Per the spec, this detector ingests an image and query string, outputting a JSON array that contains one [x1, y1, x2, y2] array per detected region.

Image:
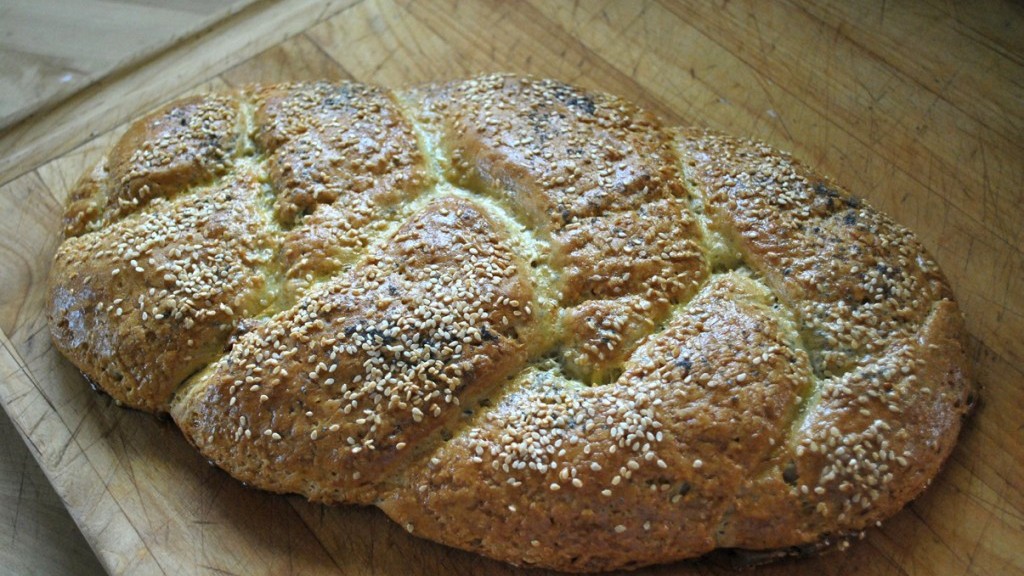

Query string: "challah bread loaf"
[[47, 74, 974, 572]]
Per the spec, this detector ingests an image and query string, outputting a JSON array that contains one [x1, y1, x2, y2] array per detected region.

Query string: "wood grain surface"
[[0, 1, 1021, 574], [0, 0, 257, 131]]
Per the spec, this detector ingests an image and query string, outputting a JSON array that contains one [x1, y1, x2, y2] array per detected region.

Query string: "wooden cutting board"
[[1, 1, 1021, 574], [0, 0, 257, 131]]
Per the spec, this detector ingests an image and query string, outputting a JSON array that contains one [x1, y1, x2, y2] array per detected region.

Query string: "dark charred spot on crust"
[[678, 481, 692, 496], [783, 460, 799, 485], [674, 356, 693, 376], [814, 182, 862, 212], [547, 81, 598, 116]]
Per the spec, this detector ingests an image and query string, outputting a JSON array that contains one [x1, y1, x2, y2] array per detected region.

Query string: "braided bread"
[[47, 74, 974, 572]]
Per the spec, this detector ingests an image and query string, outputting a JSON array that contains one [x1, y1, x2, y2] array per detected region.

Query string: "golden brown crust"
[[251, 82, 431, 292], [678, 128, 952, 376], [47, 74, 974, 572], [677, 128, 973, 550], [171, 196, 537, 503], [411, 75, 680, 231], [379, 273, 808, 571], [48, 169, 278, 412], [106, 95, 243, 223]]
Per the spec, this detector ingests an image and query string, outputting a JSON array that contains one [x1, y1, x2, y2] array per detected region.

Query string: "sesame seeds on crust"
[[252, 82, 431, 286], [379, 273, 811, 569], [171, 196, 536, 502], [48, 168, 277, 412], [47, 75, 973, 572], [416, 74, 710, 386], [678, 128, 950, 378], [415, 74, 681, 232], [106, 95, 242, 224]]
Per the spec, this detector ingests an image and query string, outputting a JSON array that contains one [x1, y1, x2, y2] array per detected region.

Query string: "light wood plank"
[[0, 0, 257, 130], [220, 33, 352, 87], [0, 409, 103, 576], [788, 1, 1024, 148], [940, 0, 1024, 65], [0, 183, 106, 576]]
